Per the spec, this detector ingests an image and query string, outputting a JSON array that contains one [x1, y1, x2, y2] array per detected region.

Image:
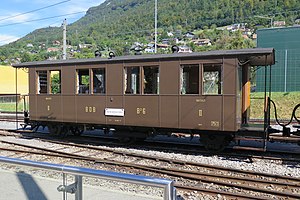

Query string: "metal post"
[[15, 67, 18, 130], [164, 181, 175, 200], [263, 56, 268, 134], [63, 173, 66, 200], [284, 49, 288, 92], [63, 19, 67, 60], [75, 175, 82, 200], [154, 0, 157, 54], [263, 55, 269, 151]]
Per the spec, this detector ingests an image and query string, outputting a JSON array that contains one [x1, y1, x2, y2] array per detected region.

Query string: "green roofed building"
[[256, 26, 300, 92]]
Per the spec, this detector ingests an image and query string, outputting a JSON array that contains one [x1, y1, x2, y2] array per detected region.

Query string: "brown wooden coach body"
[[13, 48, 275, 150]]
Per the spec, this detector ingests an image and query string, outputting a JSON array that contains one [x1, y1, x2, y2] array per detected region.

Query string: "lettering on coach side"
[[211, 121, 220, 127], [198, 109, 203, 117], [85, 106, 96, 113], [136, 108, 146, 115]]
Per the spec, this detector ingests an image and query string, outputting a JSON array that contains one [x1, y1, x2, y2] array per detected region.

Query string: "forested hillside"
[[1, 0, 300, 62]]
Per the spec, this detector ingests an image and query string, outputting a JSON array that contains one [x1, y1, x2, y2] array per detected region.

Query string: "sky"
[[0, 0, 105, 46]]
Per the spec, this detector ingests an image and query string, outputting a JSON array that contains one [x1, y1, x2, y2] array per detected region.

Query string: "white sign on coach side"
[[105, 108, 125, 117]]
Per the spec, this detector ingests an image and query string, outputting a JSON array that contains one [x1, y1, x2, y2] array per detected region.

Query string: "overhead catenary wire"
[[0, 22, 58, 44], [0, 0, 71, 22], [0, 11, 85, 28]]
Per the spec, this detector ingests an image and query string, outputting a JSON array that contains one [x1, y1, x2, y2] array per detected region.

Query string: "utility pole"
[[154, 0, 157, 54], [63, 19, 67, 60]]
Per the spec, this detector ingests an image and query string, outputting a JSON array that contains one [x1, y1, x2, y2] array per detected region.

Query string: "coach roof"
[[12, 48, 275, 68]]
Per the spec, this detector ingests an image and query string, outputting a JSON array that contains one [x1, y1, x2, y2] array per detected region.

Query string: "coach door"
[[105, 63, 125, 125]]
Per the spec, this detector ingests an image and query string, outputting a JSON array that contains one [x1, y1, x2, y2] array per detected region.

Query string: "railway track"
[[0, 113, 24, 123], [1, 128, 300, 163], [0, 133, 299, 199]]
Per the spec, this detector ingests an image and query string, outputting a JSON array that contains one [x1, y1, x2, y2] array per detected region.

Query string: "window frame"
[[49, 70, 61, 95], [76, 69, 91, 95], [92, 68, 106, 95], [142, 65, 159, 95], [202, 64, 223, 95], [180, 64, 200, 95], [124, 66, 141, 95], [36, 70, 48, 95]]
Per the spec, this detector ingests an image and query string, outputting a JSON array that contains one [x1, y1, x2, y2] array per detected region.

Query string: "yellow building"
[[0, 65, 29, 95]]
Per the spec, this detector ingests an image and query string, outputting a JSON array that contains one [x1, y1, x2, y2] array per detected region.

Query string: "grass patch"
[[0, 102, 28, 112], [250, 92, 300, 120]]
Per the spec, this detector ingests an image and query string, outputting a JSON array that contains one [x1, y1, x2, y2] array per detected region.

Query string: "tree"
[[20, 53, 32, 63]]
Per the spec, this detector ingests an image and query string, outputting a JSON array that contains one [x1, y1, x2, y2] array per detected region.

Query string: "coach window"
[[50, 70, 61, 94], [203, 64, 222, 95], [180, 64, 199, 94], [92, 68, 105, 94], [77, 69, 90, 94], [143, 66, 159, 94], [124, 67, 140, 94], [37, 71, 47, 94]]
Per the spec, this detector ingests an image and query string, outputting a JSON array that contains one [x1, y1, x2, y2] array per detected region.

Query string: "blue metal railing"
[[0, 156, 176, 200]]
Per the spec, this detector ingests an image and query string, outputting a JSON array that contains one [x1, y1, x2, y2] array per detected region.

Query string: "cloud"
[[0, 34, 19, 45], [59, 0, 104, 13], [0, 12, 36, 25]]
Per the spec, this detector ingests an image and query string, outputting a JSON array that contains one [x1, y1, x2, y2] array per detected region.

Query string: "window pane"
[[180, 64, 199, 94], [93, 68, 105, 94], [50, 71, 61, 94], [203, 64, 222, 95], [37, 71, 47, 94], [77, 69, 90, 94], [124, 67, 140, 94], [143, 66, 159, 94]]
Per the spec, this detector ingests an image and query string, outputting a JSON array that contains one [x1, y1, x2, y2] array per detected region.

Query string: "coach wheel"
[[71, 126, 84, 136], [48, 124, 62, 136], [60, 126, 69, 138]]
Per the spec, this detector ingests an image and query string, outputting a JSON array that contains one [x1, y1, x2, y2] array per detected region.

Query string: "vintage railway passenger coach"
[[14, 48, 276, 151]]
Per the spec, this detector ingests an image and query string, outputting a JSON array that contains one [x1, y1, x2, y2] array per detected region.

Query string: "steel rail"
[[36, 139, 300, 182], [2, 128, 300, 162], [1, 136, 300, 183], [176, 185, 270, 200], [0, 147, 278, 200], [1, 140, 300, 199]]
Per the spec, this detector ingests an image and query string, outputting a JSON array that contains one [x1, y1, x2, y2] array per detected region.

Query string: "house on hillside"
[[39, 43, 46, 49], [52, 40, 61, 46], [162, 39, 170, 45], [47, 47, 60, 53], [144, 43, 155, 53], [167, 32, 174, 37], [184, 32, 195, 39], [178, 45, 192, 53], [78, 44, 93, 49], [273, 21, 285, 27], [26, 43, 33, 48], [192, 39, 211, 46], [157, 44, 169, 50]]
